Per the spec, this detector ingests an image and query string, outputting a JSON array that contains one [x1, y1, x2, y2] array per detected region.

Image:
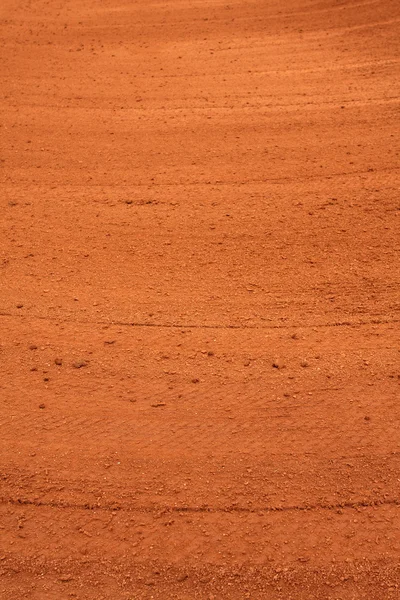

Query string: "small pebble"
[[72, 360, 87, 369], [39, 403, 46, 409], [54, 358, 63, 366], [272, 360, 285, 369], [29, 345, 38, 350]]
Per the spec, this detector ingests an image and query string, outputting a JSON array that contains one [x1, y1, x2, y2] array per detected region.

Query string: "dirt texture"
[[1, 0, 400, 598]]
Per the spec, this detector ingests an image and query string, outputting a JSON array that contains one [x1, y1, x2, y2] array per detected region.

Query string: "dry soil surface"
[[1, 0, 400, 598]]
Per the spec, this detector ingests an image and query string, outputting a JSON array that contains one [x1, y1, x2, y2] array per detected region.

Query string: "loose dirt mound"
[[1, 0, 399, 598]]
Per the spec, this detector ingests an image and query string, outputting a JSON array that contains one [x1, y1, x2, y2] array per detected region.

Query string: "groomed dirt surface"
[[1, 0, 400, 598]]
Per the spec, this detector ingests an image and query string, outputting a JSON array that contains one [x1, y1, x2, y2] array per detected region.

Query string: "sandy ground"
[[1, 0, 400, 598]]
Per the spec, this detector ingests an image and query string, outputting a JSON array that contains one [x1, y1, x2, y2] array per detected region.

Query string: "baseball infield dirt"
[[1, 0, 399, 598]]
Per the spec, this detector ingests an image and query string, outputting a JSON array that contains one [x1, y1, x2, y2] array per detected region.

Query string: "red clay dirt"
[[1, 0, 399, 598]]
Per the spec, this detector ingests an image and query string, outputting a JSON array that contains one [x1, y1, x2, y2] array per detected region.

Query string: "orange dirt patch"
[[1, 0, 399, 598]]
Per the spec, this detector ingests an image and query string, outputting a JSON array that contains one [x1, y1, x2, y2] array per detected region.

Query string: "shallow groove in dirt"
[[3, 496, 399, 515], [1, 311, 399, 330], [1, 165, 399, 189]]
